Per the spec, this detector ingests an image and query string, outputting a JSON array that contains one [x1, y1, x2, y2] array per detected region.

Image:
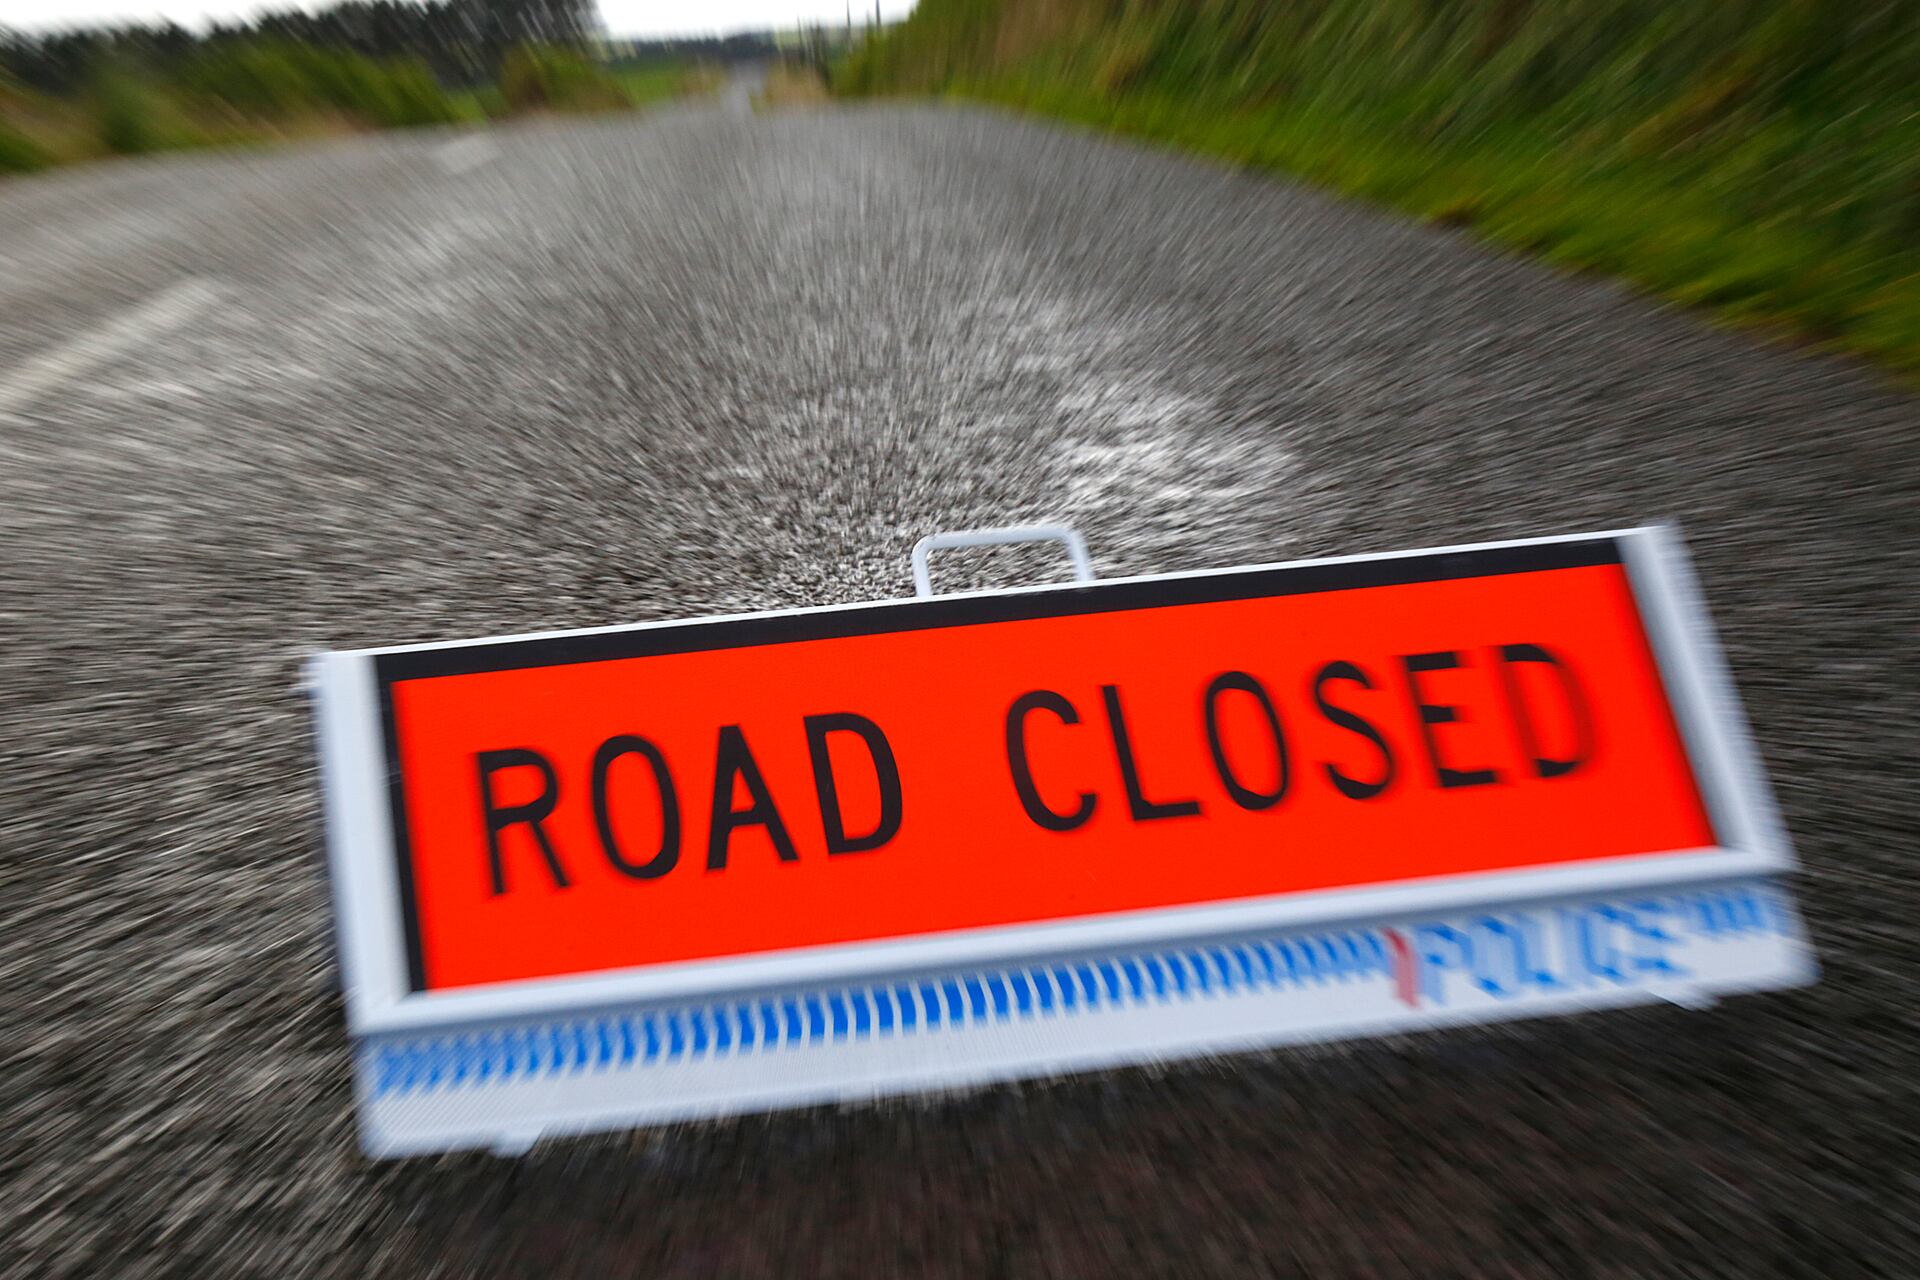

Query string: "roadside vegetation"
[[839, 0, 1920, 378], [0, 0, 709, 176], [757, 64, 832, 110], [612, 61, 723, 111]]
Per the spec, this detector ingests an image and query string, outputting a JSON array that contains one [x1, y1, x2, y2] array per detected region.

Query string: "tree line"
[[0, 0, 601, 94]]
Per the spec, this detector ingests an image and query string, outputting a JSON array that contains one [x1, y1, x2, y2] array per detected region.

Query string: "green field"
[[839, 0, 1920, 379], [612, 62, 713, 107]]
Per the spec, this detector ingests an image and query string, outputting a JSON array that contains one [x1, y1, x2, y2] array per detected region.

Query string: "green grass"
[[839, 0, 1920, 379], [612, 63, 705, 108]]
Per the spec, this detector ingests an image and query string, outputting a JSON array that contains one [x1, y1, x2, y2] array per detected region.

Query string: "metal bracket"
[[911, 525, 1095, 599]]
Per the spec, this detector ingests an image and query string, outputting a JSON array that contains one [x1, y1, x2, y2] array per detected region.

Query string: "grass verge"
[[839, 1, 1920, 381], [941, 79, 1920, 377]]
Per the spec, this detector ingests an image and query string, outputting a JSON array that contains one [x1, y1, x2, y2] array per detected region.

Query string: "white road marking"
[[435, 136, 498, 174], [0, 278, 222, 419]]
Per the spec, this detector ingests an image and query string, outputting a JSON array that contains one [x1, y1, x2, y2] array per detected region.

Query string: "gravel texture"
[[1, 99, 1916, 1277]]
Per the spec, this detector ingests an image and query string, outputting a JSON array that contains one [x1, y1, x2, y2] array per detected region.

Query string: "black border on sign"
[[376, 536, 1625, 993]]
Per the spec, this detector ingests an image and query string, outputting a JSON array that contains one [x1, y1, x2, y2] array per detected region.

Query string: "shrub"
[[93, 68, 197, 154], [365, 56, 461, 126], [182, 42, 317, 117], [182, 41, 459, 128], [0, 119, 50, 172], [498, 45, 627, 114]]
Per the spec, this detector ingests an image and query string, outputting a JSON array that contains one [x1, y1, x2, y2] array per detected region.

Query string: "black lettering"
[[476, 748, 567, 895], [1005, 691, 1096, 831], [707, 725, 799, 869], [1203, 671, 1290, 810], [1495, 643, 1595, 779], [1101, 684, 1202, 821], [804, 713, 903, 855], [1401, 651, 1501, 789], [1312, 662, 1397, 800], [591, 735, 680, 880]]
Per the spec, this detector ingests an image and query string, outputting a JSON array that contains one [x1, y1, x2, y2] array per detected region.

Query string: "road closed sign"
[[308, 526, 1812, 1157]]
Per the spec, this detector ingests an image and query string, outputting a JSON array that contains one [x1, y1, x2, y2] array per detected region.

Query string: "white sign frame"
[[311, 525, 1791, 1039], [309, 525, 1814, 1156]]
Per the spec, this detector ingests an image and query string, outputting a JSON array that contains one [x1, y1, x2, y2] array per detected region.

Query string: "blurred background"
[[5, 1, 1918, 369], [1, 0, 1915, 1276]]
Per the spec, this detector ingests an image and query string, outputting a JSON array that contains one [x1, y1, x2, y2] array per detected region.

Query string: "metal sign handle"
[[911, 525, 1095, 599]]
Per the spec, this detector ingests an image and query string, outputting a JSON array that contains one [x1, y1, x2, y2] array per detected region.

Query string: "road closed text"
[[474, 642, 1594, 890], [375, 546, 1720, 992]]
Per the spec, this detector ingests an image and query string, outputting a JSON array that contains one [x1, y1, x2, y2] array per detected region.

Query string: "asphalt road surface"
[[3, 95, 1916, 1278]]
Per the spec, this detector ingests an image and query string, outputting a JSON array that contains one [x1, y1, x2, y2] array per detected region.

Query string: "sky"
[[0, 0, 917, 37]]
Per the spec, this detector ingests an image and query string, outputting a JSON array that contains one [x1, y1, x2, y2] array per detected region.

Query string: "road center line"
[[0, 277, 223, 419]]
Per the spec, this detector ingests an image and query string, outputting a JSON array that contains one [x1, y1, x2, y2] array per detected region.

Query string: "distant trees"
[[612, 33, 780, 65], [0, 0, 604, 93], [0, 0, 767, 173], [0, 0, 615, 167]]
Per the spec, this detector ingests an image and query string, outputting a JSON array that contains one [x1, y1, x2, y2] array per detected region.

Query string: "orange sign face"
[[373, 539, 1717, 994]]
